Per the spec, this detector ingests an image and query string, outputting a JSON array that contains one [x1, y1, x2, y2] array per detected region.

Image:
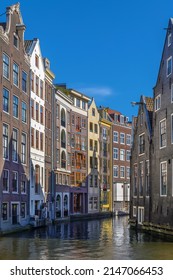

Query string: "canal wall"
[[129, 219, 173, 238], [0, 212, 113, 236]]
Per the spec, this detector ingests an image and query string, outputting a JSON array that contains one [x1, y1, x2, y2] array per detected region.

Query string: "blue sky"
[[1, 0, 173, 119]]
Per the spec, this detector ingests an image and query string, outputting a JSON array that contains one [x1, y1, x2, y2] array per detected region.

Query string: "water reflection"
[[0, 216, 173, 260]]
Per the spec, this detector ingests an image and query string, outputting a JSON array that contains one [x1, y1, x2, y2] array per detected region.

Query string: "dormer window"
[[13, 34, 19, 49], [168, 33, 172, 47]]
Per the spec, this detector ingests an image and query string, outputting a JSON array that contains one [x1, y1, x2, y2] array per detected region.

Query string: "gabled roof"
[[24, 40, 35, 54]]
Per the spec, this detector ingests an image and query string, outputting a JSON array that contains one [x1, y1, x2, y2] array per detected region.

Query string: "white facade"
[[27, 39, 46, 218]]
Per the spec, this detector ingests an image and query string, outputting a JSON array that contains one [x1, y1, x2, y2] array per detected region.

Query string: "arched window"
[[61, 129, 66, 148], [56, 194, 61, 218], [64, 195, 68, 217], [35, 164, 40, 194], [61, 151, 66, 169], [61, 108, 66, 127]]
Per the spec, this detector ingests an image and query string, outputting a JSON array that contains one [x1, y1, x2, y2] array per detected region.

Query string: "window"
[[40, 132, 43, 151], [12, 128, 18, 162], [31, 99, 34, 119], [168, 33, 172, 46], [160, 119, 166, 148], [3, 53, 10, 79], [61, 129, 66, 149], [12, 171, 18, 192], [61, 108, 66, 127], [82, 118, 86, 128], [120, 149, 125, 161], [36, 130, 39, 149], [36, 76, 39, 95], [76, 98, 80, 107], [36, 102, 39, 122], [167, 56, 172, 76], [133, 206, 137, 217], [61, 151, 66, 169], [92, 108, 95, 116], [155, 94, 161, 111], [90, 139, 93, 151], [113, 131, 118, 143], [71, 114, 75, 125], [22, 71, 27, 93], [82, 100, 86, 110], [120, 115, 124, 124], [126, 167, 130, 179], [21, 203, 26, 219], [35, 165, 40, 194], [13, 95, 19, 118], [31, 128, 34, 147], [31, 71, 34, 91], [120, 133, 125, 144], [21, 133, 26, 164], [13, 34, 19, 48], [146, 160, 150, 196], [94, 124, 98, 133], [160, 162, 167, 196], [126, 134, 131, 145], [40, 80, 43, 99], [13, 63, 19, 86], [3, 169, 9, 192], [138, 207, 144, 224], [139, 133, 145, 154], [113, 148, 118, 160], [120, 166, 125, 178], [139, 161, 144, 196], [113, 166, 118, 178], [2, 203, 8, 221], [35, 54, 39, 68], [22, 101, 27, 123], [103, 128, 107, 139], [90, 122, 93, 132], [3, 123, 9, 159], [3, 88, 9, 113], [126, 150, 131, 161], [21, 174, 27, 193], [133, 164, 137, 196]]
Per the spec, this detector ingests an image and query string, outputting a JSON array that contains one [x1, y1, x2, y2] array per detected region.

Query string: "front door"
[[12, 204, 18, 224]]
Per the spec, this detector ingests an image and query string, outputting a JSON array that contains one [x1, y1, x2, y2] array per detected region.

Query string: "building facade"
[[130, 96, 153, 226], [0, 3, 30, 230], [98, 107, 113, 212], [54, 86, 72, 219], [25, 39, 46, 220], [108, 109, 132, 214], [88, 98, 100, 213]]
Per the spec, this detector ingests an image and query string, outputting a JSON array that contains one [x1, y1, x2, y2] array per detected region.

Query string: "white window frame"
[[113, 165, 118, 178], [113, 148, 118, 160], [155, 94, 161, 111], [160, 161, 167, 196], [160, 119, 166, 148], [167, 56, 172, 76], [120, 133, 125, 144], [138, 207, 144, 224], [113, 131, 118, 143]]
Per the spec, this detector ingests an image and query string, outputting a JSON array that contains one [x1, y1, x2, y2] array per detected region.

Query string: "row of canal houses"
[[0, 3, 132, 232], [130, 18, 173, 234]]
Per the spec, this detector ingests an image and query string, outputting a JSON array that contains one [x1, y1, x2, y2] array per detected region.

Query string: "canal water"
[[1, 216, 173, 260]]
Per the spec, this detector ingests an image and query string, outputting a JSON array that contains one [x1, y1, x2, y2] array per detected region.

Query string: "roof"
[[24, 40, 34, 53]]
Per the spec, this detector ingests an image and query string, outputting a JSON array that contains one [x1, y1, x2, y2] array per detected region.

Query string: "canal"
[[1, 216, 173, 260]]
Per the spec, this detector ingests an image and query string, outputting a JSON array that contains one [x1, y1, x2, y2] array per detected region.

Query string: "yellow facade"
[[88, 99, 100, 212]]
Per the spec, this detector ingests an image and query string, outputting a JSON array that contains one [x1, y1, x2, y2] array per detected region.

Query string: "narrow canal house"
[[98, 107, 113, 212], [108, 109, 132, 215], [0, 3, 30, 230], [150, 18, 173, 229], [69, 89, 90, 214], [43, 58, 55, 220], [54, 85, 73, 219], [25, 38, 46, 221], [129, 96, 153, 226], [88, 98, 100, 213]]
